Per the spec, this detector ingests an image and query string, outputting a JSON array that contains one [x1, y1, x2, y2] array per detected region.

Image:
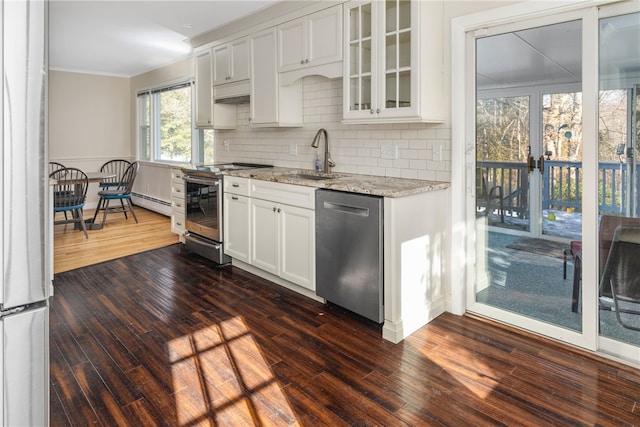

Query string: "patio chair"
[[598, 225, 640, 331], [476, 169, 504, 222], [568, 215, 640, 312]]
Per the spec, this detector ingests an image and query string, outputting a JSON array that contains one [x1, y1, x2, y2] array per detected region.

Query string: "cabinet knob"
[[232, 196, 239, 200], [305, 59, 309, 64], [277, 208, 281, 213], [300, 60, 305, 65], [370, 109, 375, 114], [376, 108, 381, 114], [273, 207, 277, 212], [232, 183, 239, 187]]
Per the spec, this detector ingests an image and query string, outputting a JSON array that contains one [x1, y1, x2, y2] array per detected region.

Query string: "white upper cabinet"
[[343, 0, 444, 124], [277, 5, 342, 73], [195, 51, 213, 128], [250, 28, 303, 127], [212, 37, 249, 86], [195, 50, 237, 129]]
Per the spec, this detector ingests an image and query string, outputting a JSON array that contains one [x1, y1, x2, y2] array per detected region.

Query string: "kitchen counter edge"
[[223, 167, 450, 198]]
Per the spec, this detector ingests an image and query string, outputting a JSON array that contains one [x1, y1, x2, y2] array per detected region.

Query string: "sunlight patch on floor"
[[169, 316, 300, 426]]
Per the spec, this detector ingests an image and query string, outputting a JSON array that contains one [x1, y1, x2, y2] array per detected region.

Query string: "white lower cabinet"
[[251, 198, 315, 290], [223, 192, 250, 263], [223, 176, 316, 292], [250, 198, 280, 274], [170, 167, 186, 242], [278, 203, 315, 289]]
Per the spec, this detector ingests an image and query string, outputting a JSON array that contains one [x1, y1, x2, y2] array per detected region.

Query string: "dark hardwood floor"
[[50, 244, 640, 426]]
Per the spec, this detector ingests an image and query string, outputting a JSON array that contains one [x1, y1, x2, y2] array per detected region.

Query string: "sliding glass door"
[[466, 2, 640, 361], [473, 19, 585, 336]]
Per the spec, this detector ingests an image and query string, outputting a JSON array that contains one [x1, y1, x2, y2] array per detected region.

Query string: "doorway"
[[454, 1, 640, 363]]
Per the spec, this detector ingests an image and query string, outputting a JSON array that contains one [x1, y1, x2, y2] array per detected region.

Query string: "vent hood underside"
[[214, 94, 250, 104]]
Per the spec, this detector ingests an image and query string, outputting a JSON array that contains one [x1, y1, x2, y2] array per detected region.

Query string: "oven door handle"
[[183, 176, 220, 186]]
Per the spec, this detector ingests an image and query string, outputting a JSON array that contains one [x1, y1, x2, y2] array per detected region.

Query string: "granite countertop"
[[223, 167, 450, 198]]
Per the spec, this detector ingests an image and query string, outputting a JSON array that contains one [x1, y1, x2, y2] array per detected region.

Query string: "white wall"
[[48, 70, 132, 206]]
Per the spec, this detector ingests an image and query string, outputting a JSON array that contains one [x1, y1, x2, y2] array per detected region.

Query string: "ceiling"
[[49, 0, 281, 77], [477, 16, 640, 91], [50, 2, 639, 85]]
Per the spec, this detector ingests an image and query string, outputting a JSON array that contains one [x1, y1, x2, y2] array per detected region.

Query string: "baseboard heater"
[[131, 193, 171, 216]]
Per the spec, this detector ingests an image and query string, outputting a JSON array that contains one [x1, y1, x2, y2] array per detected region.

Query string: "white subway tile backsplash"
[[215, 76, 451, 181]]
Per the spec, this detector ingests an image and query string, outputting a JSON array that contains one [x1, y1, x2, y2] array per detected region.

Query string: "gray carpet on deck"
[[476, 232, 640, 347]]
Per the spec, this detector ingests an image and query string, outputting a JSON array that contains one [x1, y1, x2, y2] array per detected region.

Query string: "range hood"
[[215, 94, 250, 104], [214, 80, 250, 104]]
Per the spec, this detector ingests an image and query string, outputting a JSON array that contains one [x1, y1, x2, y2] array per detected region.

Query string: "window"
[[137, 82, 213, 164]]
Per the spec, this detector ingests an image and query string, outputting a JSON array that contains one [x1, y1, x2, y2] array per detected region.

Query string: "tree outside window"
[[159, 85, 192, 162], [137, 82, 213, 164]]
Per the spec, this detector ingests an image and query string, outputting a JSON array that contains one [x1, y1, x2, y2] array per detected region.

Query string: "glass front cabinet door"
[[343, 0, 444, 124]]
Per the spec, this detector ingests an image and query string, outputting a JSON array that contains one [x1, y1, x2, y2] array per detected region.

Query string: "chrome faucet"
[[311, 128, 335, 173]]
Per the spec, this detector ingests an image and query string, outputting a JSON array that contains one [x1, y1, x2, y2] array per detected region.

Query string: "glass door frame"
[[451, 1, 609, 352]]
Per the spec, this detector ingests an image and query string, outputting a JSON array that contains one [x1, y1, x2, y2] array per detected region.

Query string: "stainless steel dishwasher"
[[315, 189, 383, 323]]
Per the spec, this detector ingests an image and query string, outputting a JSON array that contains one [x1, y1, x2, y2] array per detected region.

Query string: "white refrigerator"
[[1, 0, 50, 425]]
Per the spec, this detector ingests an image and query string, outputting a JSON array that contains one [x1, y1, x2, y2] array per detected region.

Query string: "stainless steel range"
[[181, 162, 272, 264]]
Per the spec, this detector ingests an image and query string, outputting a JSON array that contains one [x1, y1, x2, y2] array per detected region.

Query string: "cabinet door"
[[212, 44, 230, 85], [343, 1, 376, 119], [377, 0, 414, 117], [279, 205, 315, 290], [308, 6, 342, 67], [250, 198, 279, 274], [230, 38, 249, 81], [224, 193, 250, 263], [278, 18, 306, 72], [343, 0, 443, 123], [195, 51, 212, 128], [250, 29, 278, 125]]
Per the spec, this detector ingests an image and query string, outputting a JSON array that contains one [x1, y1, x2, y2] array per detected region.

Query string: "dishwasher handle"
[[322, 201, 370, 217]]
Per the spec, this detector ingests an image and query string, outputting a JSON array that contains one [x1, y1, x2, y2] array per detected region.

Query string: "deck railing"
[[477, 161, 529, 218], [478, 160, 639, 216]]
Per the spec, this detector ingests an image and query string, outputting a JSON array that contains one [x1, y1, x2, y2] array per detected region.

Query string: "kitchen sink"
[[284, 173, 343, 181]]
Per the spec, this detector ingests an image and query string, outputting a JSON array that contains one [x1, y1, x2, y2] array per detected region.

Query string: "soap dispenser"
[[314, 150, 322, 172]]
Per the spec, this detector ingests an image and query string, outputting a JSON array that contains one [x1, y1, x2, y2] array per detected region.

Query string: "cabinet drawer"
[[172, 212, 185, 233], [171, 168, 185, 181], [224, 176, 250, 196], [172, 195, 185, 214], [171, 182, 185, 198], [250, 179, 315, 209]]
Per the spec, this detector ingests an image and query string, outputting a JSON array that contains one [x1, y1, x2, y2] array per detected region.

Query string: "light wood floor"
[[53, 206, 179, 274]]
